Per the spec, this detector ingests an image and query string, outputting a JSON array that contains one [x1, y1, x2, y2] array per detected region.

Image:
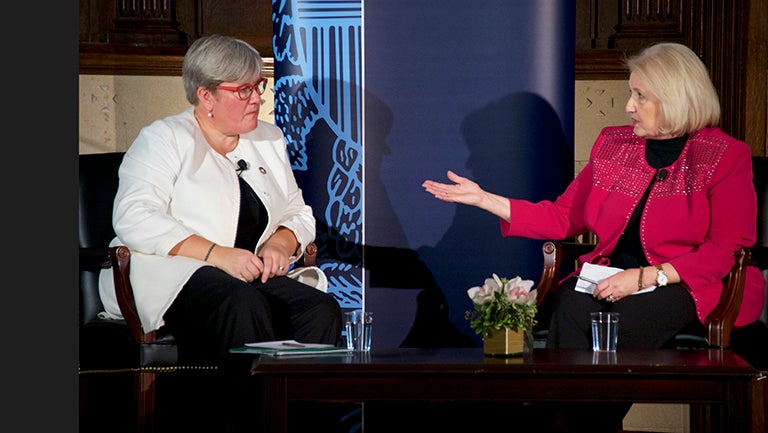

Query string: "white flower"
[[467, 274, 504, 305], [502, 276, 537, 306]]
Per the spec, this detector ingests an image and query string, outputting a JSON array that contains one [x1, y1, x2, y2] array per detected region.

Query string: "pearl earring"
[[207, 111, 213, 118]]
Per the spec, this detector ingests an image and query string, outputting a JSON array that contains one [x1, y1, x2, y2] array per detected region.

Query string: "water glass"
[[591, 312, 619, 351], [344, 309, 374, 351]]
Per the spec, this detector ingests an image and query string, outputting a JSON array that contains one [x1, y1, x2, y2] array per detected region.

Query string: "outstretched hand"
[[422, 170, 512, 221], [421, 170, 485, 206]]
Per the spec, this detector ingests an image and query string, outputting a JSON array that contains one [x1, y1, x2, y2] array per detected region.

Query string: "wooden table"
[[245, 348, 764, 433]]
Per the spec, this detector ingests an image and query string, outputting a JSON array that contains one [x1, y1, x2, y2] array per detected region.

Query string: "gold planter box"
[[483, 328, 527, 356]]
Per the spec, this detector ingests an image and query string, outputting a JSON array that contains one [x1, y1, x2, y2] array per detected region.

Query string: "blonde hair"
[[626, 42, 720, 136]]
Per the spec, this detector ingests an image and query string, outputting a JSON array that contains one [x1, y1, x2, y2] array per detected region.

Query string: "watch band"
[[655, 265, 668, 287]]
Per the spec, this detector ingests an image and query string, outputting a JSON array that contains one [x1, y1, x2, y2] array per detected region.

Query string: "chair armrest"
[[537, 240, 595, 307], [705, 247, 749, 348], [108, 246, 156, 343], [302, 242, 317, 267], [537, 241, 562, 306]]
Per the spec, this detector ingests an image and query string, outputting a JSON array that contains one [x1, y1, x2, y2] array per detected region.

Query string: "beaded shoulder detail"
[[591, 127, 728, 197]]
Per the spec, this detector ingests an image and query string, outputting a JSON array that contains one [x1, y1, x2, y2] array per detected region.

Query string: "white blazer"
[[98, 107, 326, 332]]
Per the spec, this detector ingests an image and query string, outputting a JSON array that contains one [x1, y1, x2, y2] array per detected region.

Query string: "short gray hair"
[[182, 34, 263, 105], [626, 42, 720, 136]]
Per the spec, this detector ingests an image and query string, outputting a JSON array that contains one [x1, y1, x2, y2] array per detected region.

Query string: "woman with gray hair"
[[98, 34, 341, 364], [424, 42, 763, 432]]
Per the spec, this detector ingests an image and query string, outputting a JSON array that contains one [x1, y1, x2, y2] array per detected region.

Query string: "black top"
[[234, 176, 269, 252], [608, 134, 688, 269]]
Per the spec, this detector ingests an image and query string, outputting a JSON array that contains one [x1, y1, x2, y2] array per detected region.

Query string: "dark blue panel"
[[364, 0, 575, 348], [274, 0, 576, 349]]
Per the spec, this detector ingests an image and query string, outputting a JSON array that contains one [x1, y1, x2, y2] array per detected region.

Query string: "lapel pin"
[[259, 166, 267, 174]]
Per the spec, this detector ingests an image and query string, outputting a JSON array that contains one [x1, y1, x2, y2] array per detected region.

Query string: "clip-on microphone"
[[236, 159, 248, 176]]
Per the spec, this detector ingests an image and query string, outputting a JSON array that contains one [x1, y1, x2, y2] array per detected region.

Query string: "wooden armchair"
[[79, 151, 319, 433]]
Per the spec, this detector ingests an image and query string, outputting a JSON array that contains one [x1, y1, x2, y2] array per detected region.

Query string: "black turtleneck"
[[646, 134, 688, 169]]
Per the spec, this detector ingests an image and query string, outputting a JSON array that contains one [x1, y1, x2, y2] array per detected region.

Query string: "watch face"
[[657, 273, 668, 286]]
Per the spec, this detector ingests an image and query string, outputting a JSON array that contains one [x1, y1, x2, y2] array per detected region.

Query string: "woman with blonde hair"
[[424, 42, 763, 432]]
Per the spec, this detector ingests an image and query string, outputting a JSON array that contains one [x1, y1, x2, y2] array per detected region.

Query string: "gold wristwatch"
[[655, 265, 668, 287]]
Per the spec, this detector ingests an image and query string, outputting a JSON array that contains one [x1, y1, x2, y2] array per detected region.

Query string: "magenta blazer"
[[501, 125, 765, 327]]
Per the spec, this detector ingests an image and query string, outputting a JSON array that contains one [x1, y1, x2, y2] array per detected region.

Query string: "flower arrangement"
[[465, 274, 538, 336]]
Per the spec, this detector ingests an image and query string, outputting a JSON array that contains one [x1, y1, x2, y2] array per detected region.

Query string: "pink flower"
[[503, 276, 537, 305]]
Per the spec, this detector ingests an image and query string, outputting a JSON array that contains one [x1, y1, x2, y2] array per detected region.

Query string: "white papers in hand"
[[575, 262, 656, 295]]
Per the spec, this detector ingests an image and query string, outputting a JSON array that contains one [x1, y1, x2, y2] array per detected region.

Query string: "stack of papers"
[[574, 262, 656, 295], [229, 340, 354, 356]]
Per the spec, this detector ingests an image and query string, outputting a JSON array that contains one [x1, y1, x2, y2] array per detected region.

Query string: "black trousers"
[[163, 265, 342, 363], [535, 276, 698, 432], [548, 276, 698, 350]]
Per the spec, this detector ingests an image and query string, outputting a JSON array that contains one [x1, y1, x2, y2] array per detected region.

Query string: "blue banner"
[[272, 0, 364, 311], [274, 0, 575, 349]]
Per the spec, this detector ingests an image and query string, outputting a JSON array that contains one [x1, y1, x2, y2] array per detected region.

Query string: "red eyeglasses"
[[215, 78, 268, 100]]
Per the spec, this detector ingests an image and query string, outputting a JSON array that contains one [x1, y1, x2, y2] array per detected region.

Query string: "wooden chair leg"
[[135, 371, 156, 433]]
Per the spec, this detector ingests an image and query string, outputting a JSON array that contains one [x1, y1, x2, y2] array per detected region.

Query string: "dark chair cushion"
[[80, 319, 180, 370]]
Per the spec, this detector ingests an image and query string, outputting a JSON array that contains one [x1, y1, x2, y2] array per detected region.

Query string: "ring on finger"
[[607, 294, 615, 303], [278, 266, 284, 271]]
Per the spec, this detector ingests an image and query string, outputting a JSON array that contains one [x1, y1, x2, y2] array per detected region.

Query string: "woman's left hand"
[[592, 268, 641, 303], [258, 244, 291, 283], [257, 227, 300, 283]]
